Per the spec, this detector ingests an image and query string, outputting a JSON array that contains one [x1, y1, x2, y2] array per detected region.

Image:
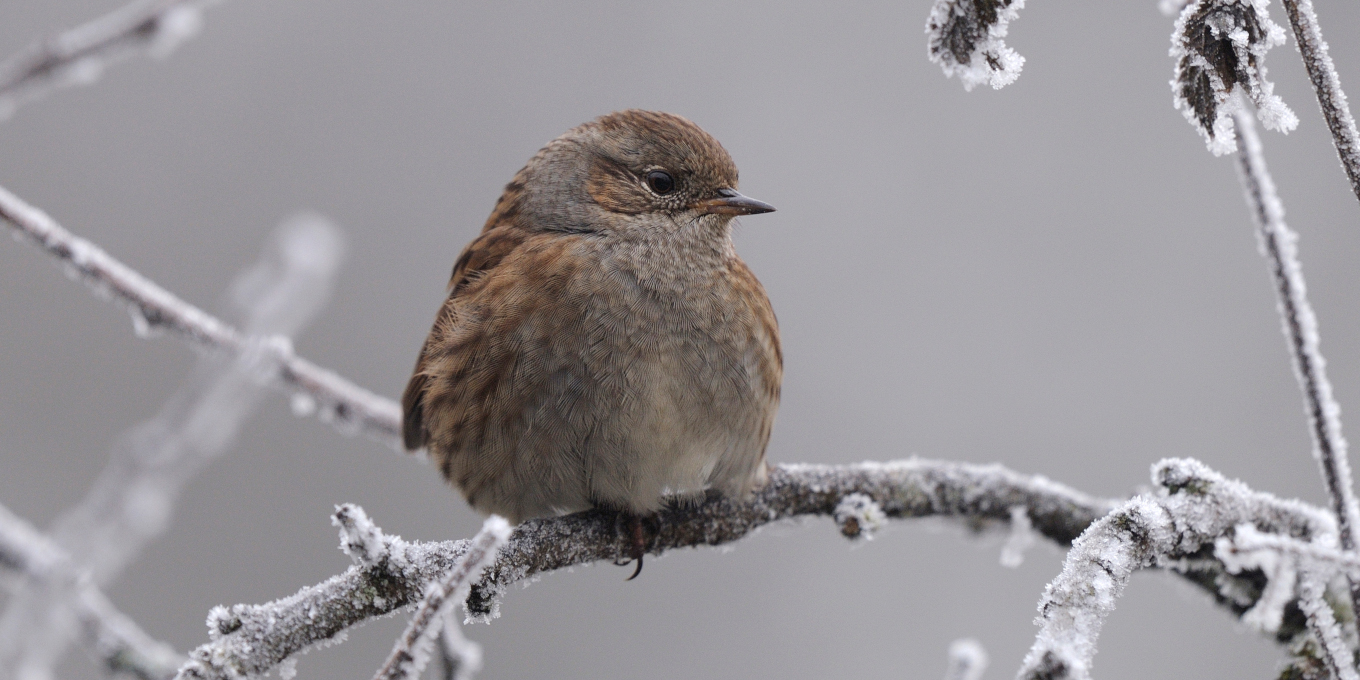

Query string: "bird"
[[401, 110, 781, 576]]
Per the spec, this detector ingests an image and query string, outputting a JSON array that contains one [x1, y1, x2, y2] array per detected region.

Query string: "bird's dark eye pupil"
[[646, 170, 675, 195]]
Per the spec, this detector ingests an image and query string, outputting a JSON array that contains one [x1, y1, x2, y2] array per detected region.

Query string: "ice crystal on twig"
[[333, 504, 404, 568], [1170, 0, 1297, 155], [925, 0, 1026, 91], [1215, 526, 1299, 634], [371, 516, 509, 680], [834, 493, 885, 540]]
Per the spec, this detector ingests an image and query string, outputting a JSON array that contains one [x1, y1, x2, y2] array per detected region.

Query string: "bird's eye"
[[645, 170, 675, 195]]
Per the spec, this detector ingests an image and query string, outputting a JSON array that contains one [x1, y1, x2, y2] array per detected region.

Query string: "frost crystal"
[[926, 0, 1026, 91], [834, 493, 885, 540], [277, 657, 298, 680], [332, 504, 401, 567], [1215, 526, 1298, 634], [1170, 0, 1297, 154]]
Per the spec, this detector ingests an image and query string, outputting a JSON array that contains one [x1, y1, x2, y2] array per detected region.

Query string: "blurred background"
[[1, 1, 1358, 677]]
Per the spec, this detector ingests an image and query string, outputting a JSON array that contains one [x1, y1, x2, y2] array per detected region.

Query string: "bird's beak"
[[693, 188, 776, 216]]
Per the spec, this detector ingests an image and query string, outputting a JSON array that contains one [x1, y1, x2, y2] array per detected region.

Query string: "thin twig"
[[0, 501, 182, 680], [1278, 0, 1360, 207], [1233, 108, 1360, 629], [371, 516, 509, 680], [0, 0, 219, 118], [0, 182, 403, 448], [175, 460, 1118, 680], [0, 215, 344, 680]]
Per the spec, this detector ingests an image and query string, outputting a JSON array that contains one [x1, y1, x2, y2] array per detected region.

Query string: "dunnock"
[[402, 110, 781, 572]]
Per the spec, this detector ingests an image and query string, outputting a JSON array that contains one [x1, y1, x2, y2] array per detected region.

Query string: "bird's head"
[[502, 110, 774, 238]]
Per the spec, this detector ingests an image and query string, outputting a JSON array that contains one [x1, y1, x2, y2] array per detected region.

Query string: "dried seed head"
[[926, 0, 1026, 91], [1170, 0, 1297, 154]]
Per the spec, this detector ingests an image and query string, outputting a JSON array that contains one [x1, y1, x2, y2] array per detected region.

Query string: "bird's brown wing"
[[401, 223, 530, 451]]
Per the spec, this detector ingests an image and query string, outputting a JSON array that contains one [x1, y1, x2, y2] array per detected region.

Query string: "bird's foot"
[[611, 512, 655, 580]]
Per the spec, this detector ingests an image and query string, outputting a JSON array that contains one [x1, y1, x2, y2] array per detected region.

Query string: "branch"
[[174, 460, 1117, 680], [0, 501, 182, 680], [1018, 458, 1340, 680], [0, 0, 218, 119], [0, 182, 403, 448], [1277, 0, 1360, 207], [1233, 108, 1360, 628], [0, 215, 345, 679], [371, 516, 510, 680]]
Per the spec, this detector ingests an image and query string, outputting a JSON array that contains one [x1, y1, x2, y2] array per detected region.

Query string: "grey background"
[[1, 1, 1358, 678]]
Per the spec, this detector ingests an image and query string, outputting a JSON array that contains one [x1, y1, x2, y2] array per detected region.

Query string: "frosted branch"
[[0, 501, 182, 680], [1170, 0, 1297, 155], [0, 182, 403, 448], [0, 216, 344, 680], [0, 0, 218, 119], [1018, 458, 1338, 680], [925, 0, 1026, 91], [1277, 0, 1360, 206], [173, 460, 1117, 680], [1233, 109, 1360, 625], [371, 517, 510, 680]]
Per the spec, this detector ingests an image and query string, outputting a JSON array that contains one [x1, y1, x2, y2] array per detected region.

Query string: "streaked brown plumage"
[[403, 110, 781, 528]]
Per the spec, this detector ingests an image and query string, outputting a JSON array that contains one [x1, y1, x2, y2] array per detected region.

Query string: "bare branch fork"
[[0, 0, 218, 118]]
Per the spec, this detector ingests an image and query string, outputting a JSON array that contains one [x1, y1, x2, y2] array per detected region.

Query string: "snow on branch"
[[0, 215, 344, 680], [0, 182, 404, 448], [925, 0, 1026, 91], [1170, 0, 1297, 155], [174, 460, 1118, 680], [371, 516, 510, 680], [0, 501, 181, 680], [1233, 108, 1360, 626], [1017, 458, 1339, 680], [1276, 0, 1360, 206], [0, 0, 218, 119]]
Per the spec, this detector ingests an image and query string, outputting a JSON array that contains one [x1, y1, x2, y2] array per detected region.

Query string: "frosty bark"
[[0, 0, 217, 117], [1233, 109, 1360, 633], [0, 501, 182, 680], [0, 216, 344, 680], [1278, 0, 1360, 206], [0, 182, 403, 447]]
